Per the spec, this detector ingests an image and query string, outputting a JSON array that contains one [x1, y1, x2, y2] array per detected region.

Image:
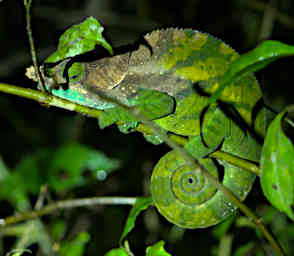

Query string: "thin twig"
[[258, 0, 276, 41], [240, 0, 294, 29], [11, 184, 53, 250], [211, 151, 260, 176], [23, 0, 46, 92], [0, 197, 137, 226]]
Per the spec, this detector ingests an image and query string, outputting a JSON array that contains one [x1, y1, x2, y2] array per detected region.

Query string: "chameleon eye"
[[71, 74, 79, 80], [68, 62, 85, 83]]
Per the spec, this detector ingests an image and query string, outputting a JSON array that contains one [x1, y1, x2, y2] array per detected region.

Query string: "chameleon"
[[38, 28, 266, 229]]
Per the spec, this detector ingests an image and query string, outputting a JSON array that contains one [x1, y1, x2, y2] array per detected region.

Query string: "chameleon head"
[[44, 59, 86, 86]]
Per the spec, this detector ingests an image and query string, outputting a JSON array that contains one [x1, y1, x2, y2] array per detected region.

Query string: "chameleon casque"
[[42, 28, 266, 229]]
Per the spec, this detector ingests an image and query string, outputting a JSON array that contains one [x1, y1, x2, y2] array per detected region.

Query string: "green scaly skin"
[[44, 28, 266, 229]]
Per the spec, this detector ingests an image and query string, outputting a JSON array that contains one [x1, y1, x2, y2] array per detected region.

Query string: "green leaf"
[[127, 89, 175, 120], [260, 111, 294, 221], [209, 40, 294, 104], [0, 151, 49, 211], [48, 143, 120, 192], [50, 219, 66, 241], [0, 149, 53, 211], [59, 232, 90, 256], [119, 197, 153, 244], [104, 248, 128, 256], [99, 88, 175, 132], [13, 151, 49, 195], [0, 171, 30, 211], [212, 214, 236, 239], [233, 242, 255, 256], [45, 16, 113, 63], [146, 241, 172, 256], [99, 89, 174, 132], [98, 106, 137, 130]]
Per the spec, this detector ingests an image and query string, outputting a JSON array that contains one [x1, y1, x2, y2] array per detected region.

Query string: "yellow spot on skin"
[[175, 62, 210, 82], [230, 55, 239, 62], [162, 33, 208, 71], [204, 79, 254, 125], [160, 201, 183, 225], [174, 57, 228, 82]]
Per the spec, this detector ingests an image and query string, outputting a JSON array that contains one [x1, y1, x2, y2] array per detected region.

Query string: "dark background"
[[0, 0, 294, 255]]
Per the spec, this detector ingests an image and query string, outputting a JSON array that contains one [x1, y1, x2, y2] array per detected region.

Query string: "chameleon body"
[[44, 29, 266, 228]]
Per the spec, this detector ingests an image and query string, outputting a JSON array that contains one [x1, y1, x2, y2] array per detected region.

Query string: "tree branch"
[[0, 196, 137, 226]]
